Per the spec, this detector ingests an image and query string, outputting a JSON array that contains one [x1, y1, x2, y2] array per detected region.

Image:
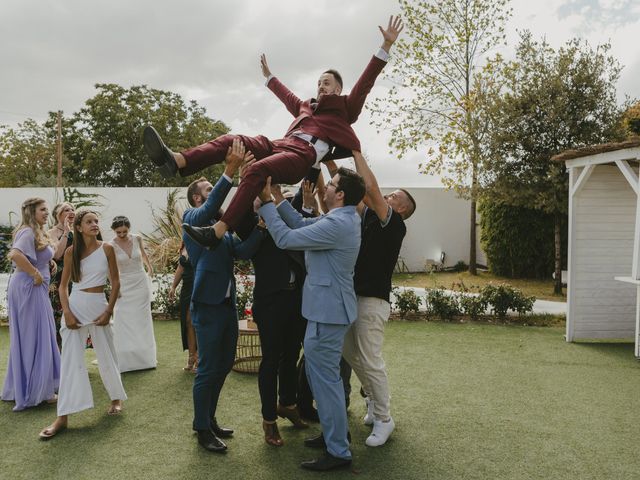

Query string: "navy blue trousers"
[[191, 300, 238, 430]]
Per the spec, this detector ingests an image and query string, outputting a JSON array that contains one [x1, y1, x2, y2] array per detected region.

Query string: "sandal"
[[45, 394, 58, 404], [107, 403, 123, 415], [183, 354, 197, 372], [263, 420, 284, 447], [39, 422, 67, 440]]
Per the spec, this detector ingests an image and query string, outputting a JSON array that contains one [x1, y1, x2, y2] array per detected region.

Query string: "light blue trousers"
[[304, 320, 351, 459]]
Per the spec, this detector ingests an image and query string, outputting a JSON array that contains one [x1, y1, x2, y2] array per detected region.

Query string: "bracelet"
[[261, 199, 273, 206]]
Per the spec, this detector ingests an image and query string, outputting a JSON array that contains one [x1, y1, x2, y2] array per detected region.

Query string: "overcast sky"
[[1, 0, 639, 187]]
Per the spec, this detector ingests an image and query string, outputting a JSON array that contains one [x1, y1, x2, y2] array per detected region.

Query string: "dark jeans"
[[253, 288, 306, 421], [191, 300, 238, 430]]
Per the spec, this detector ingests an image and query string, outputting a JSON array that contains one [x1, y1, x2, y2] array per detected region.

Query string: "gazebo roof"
[[552, 137, 640, 162]]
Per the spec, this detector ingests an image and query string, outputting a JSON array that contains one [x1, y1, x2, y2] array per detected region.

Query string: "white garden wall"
[[0, 185, 484, 275]]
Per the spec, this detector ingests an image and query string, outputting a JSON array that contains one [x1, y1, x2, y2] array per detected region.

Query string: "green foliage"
[[369, 0, 511, 273], [479, 200, 566, 279], [482, 33, 625, 214], [479, 283, 535, 319], [392, 287, 423, 318], [622, 102, 640, 136], [425, 288, 460, 320], [480, 33, 624, 291], [0, 84, 230, 187], [458, 294, 487, 321], [0, 224, 13, 273], [151, 275, 179, 317], [453, 260, 468, 273], [0, 119, 57, 187]]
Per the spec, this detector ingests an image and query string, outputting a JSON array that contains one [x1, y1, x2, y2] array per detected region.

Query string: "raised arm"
[[345, 15, 403, 123], [263, 53, 304, 117], [184, 139, 254, 226], [352, 150, 389, 220], [379, 15, 403, 54]]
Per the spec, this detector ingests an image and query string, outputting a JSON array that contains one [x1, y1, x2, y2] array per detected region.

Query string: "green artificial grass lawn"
[[1, 320, 639, 480]]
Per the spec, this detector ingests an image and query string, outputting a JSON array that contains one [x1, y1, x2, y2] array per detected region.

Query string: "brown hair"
[[187, 176, 209, 207], [398, 188, 417, 220], [70, 209, 102, 283]]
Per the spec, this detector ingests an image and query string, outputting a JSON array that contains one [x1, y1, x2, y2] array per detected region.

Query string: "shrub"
[[458, 294, 487, 320], [392, 287, 423, 318], [453, 260, 468, 272], [0, 224, 12, 273], [151, 275, 179, 317], [425, 288, 460, 320], [479, 283, 535, 319], [478, 200, 567, 279]]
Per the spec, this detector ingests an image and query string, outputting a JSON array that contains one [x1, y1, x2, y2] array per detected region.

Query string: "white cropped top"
[[74, 244, 109, 289]]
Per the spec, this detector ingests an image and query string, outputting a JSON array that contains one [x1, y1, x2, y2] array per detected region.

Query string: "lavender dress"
[[1, 228, 61, 411]]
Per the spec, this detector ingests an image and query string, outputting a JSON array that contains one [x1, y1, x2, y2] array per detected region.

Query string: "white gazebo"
[[556, 138, 640, 357]]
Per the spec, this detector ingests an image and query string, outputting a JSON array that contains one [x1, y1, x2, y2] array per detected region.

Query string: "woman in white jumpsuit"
[[39, 210, 127, 439]]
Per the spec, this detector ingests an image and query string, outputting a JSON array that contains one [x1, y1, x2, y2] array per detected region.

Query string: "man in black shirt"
[[331, 151, 416, 447]]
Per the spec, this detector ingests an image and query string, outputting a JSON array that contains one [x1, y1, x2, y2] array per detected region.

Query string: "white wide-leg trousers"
[[57, 291, 127, 417]]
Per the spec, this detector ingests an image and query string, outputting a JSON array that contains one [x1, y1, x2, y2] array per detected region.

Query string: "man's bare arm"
[[352, 151, 389, 221]]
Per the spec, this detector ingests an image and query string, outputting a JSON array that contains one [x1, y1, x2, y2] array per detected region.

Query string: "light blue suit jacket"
[[183, 175, 263, 306], [258, 201, 361, 325]]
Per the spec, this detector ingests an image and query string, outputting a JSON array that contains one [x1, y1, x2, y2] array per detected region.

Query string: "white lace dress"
[[111, 235, 157, 372]]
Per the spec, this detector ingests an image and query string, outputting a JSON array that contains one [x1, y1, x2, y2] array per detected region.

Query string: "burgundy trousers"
[[181, 134, 316, 229]]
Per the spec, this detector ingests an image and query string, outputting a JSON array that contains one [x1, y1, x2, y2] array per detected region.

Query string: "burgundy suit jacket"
[[267, 55, 387, 160]]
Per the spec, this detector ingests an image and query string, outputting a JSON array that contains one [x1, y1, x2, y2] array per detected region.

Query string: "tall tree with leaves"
[[0, 119, 57, 187], [369, 0, 511, 274], [46, 83, 229, 187], [483, 32, 626, 293]]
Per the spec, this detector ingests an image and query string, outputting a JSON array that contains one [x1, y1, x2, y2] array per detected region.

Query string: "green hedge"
[[0, 225, 12, 273], [479, 201, 566, 279]]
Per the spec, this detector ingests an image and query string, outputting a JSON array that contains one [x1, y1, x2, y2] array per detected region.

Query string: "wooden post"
[[56, 110, 62, 187]]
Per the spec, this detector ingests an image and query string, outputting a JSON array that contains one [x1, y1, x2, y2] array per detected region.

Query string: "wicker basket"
[[233, 327, 262, 373]]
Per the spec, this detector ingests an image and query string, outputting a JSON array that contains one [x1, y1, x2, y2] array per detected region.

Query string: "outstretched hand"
[[379, 15, 403, 52], [259, 176, 273, 203], [260, 54, 272, 79], [224, 138, 251, 177]]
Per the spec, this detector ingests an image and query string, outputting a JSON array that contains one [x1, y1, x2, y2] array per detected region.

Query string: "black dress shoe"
[[196, 429, 227, 453], [182, 224, 222, 250], [211, 417, 234, 438], [304, 432, 350, 448], [300, 453, 352, 471], [143, 126, 178, 178]]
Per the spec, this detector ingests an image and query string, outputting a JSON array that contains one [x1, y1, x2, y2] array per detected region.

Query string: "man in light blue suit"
[[258, 168, 366, 471], [183, 140, 265, 453]]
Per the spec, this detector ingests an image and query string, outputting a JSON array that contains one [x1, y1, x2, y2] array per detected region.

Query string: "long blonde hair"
[[13, 197, 51, 250]]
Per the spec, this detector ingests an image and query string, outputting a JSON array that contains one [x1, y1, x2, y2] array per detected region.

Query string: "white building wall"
[[570, 165, 636, 339], [0, 186, 483, 273]]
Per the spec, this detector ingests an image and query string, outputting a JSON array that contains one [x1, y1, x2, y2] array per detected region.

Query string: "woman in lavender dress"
[[1, 197, 61, 411]]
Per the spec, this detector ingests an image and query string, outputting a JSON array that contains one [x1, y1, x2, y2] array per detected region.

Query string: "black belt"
[[290, 134, 320, 145]]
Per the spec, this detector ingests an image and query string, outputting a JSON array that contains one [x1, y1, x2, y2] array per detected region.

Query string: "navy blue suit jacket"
[[183, 175, 263, 306]]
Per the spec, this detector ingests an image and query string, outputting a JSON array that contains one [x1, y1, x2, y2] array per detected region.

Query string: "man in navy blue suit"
[[183, 139, 265, 453]]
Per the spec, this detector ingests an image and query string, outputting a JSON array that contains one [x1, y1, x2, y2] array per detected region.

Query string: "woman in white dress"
[[109, 216, 157, 372]]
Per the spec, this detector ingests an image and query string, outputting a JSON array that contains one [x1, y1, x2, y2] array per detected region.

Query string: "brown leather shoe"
[[263, 421, 284, 447], [277, 404, 309, 429]]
